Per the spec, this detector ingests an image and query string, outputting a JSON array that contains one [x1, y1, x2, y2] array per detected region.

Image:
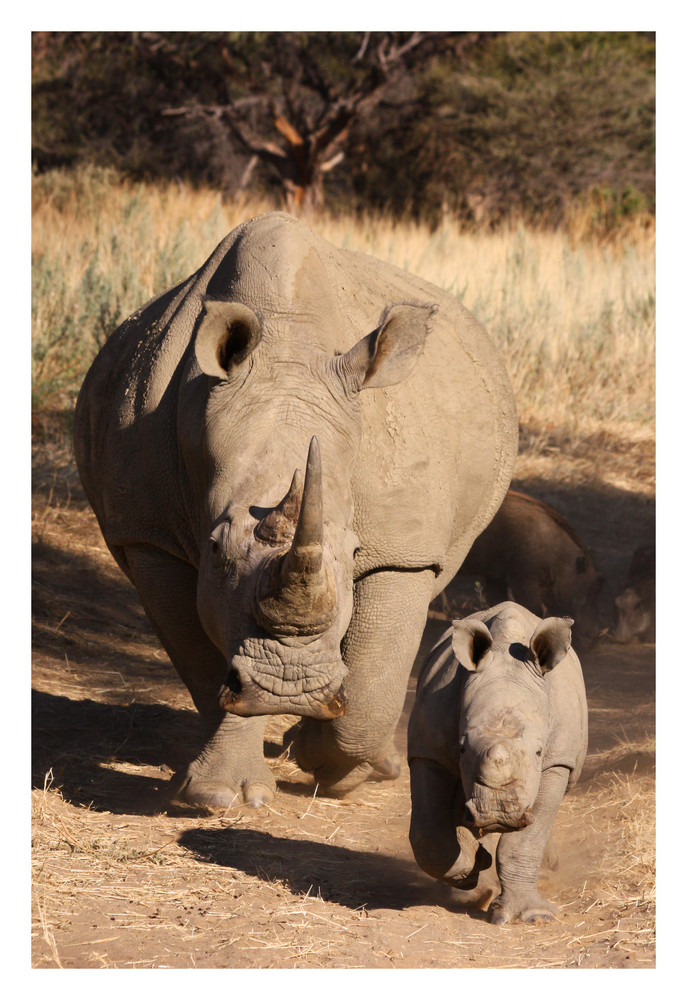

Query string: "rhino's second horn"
[[254, 467, 304, 545]]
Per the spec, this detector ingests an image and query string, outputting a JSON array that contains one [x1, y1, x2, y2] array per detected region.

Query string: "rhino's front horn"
[[255, 437, 338, 637], [282, 436, 324, 577]]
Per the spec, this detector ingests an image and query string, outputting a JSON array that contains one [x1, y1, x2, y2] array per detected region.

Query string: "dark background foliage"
[[31, 30, 655, 227]]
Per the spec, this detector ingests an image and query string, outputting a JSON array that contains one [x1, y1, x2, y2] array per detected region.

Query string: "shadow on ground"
[[31, 688, 298, 816], [178, 824, 449, 914]]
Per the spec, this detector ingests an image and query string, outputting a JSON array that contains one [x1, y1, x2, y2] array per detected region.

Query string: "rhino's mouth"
[[464, 781, 534, 834], [218, 637, 348, 719]]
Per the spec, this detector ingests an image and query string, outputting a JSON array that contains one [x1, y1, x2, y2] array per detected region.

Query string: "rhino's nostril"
[[223, 668, 242, 694], [463, 799, 478, 825]]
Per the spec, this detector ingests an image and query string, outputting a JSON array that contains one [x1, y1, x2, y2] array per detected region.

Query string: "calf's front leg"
[[489, 764, 570, 925], [409, 758, 494, 889]]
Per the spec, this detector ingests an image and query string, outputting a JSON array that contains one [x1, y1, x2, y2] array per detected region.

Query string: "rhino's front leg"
[[122, 544, 275, 809], [409, 758, 495, 891], [489, 764, 570, 925], [290, 568, 436, 794]]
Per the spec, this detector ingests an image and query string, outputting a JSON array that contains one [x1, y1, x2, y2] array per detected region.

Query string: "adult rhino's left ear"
[[195, 299, 262, 379], [530, 617, 574, 674], [337, 302, 437, 391]]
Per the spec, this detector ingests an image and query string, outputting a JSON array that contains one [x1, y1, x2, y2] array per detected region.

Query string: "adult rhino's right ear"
[[451, 619, 493, 671], [337, 302, 436, 391], [194, 299, 262, 379]]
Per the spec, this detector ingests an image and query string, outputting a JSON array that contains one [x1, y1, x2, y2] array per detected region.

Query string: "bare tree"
[[159, 32, 459, 212]]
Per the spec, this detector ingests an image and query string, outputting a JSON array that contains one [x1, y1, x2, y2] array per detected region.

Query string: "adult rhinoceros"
[[74, 212, 517, 810]]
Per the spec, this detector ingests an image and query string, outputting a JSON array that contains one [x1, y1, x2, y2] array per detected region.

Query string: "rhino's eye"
[[536, 749, 543, 757], [209, 522, 231, 571]]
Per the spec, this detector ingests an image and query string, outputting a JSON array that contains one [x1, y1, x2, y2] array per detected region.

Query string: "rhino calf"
[[408, 601, 588, 925], [612, 545, 655, 643], [453, 491, 604, 646]]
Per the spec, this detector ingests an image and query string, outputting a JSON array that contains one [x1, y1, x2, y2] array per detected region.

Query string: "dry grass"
[[31, 167, 655, 449]]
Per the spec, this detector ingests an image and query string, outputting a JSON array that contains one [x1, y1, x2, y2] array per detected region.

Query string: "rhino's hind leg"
[[291, 568, 436, 795], [122, 544, 275, 809]]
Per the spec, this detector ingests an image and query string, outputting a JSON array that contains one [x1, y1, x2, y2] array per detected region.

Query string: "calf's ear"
[[337, 302, 436, 391], [530, 617, 573, 673], [451, 619, 493, 671]]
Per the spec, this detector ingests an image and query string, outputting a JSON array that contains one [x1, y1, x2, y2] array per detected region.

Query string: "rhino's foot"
[[284, 721, 400, 796], [488, 889, 558, 926], [439, 831, 495, 890], [369, 752, 401, 781], [168, 768, 276, 811], [314, 753, 401, 797], [445, 882, 500, 912]]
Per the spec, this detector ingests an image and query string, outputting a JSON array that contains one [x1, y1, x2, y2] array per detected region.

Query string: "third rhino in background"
[[612, 545, 655, 643], [456, 491, 604, 645]]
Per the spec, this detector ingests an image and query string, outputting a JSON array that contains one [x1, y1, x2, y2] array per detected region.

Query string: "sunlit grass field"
[[31, 166, 655, 443]]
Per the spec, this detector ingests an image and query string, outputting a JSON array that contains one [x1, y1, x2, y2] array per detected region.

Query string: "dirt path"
[[31, 436, 655, 969]]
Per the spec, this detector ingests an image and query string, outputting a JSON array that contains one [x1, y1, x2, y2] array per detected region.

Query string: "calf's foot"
[[488, 889, 558, 925]]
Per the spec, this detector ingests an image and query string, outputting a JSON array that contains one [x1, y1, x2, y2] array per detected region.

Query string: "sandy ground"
[[30, 428, 655, 971]]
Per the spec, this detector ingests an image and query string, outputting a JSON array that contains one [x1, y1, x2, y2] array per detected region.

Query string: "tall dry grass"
[[32, 166, 655, 442]]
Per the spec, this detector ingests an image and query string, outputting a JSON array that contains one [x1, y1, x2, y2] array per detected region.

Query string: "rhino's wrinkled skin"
[[74, 212, 517, 810], [408, 601, 587, 925], [456, 490, 604, 646]]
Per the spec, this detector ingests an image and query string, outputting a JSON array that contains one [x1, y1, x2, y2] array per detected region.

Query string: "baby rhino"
[[408, 602, 587, 925]]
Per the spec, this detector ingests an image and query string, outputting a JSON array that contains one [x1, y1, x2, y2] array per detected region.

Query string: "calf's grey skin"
[[408, 601, 588, 925], [74, 212, 517, 810], [456, 490, 604, 647]]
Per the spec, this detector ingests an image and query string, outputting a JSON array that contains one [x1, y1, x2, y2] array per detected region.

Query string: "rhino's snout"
[[484, 741, 511, 768], [463, 795, 534, 833], [462, 736, 535, 831], [476, 741, 517, 786], [218, 650, 348, 721]]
